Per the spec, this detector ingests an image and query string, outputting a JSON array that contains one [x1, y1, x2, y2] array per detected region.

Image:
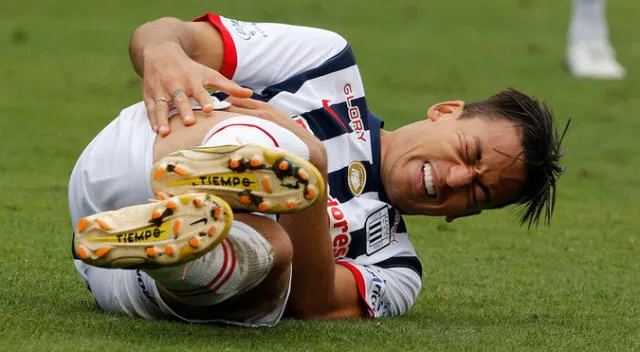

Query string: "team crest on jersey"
[[365, 206, 391, 255], [347, 161, 366, 196]]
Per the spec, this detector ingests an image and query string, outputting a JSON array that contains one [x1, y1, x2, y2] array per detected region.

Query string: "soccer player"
[[566, 0, 626, 79], [68, 13, 566, 326]]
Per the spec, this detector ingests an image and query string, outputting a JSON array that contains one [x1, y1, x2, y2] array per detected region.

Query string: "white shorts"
[[73, 222, 291, 327], [68, 101, 305, 326]]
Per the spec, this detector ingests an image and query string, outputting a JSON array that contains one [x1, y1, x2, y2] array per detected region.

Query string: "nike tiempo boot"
[[151, 145, 324, 214], [74, 193, 232, 269]]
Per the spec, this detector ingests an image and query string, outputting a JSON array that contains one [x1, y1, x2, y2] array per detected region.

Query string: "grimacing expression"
[[379, 101, 525, 221]]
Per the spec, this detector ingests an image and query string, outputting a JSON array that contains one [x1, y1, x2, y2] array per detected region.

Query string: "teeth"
[[423, 163, 436, 197]]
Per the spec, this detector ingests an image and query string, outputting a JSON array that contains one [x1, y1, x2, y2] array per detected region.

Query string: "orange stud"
[[95, 247, 110, 258], [173, 167, 189, 176], [95, 219, 110, 230], [229, 159, 240, 169], [250, 157, 262, 167], [146, 247, 156, 257], [239, 195, 251, 204], [153, 167, 164, 180], [76, 247, 89, 260], [304, 187, 316, 200], [157, 193, 167, 201], [76, 218, 88, 232], [166, 201, 176, 210], [213, 208, 222, 219], [193, 198, 203, 207], [173, 219, 183, 234], [207, 226, 218, 236], [189, 238, 200, 248], [287, 201, 296, 210], [151, 211, 162, 219], [164, 246, 174, 256], [258, 203, 269, 212], [261, 177, 272, 193], [298, 169, 309, 181], [278, 160, 289, 171]]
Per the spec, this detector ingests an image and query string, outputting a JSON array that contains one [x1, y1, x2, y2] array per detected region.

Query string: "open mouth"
[[422, 163, 437, 197]]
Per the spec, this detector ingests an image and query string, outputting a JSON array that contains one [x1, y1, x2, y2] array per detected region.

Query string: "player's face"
[[379, 101, 525, 221]]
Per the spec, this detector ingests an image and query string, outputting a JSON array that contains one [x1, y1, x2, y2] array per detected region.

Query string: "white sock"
[[143, 221, 275, 306], [569, 0, 608, 44]]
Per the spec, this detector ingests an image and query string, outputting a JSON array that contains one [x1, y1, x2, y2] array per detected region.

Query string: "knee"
[[233, 213, 293, 275]]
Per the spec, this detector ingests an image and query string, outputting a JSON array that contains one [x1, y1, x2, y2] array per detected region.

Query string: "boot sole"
[[151, 145, 324, 213], [73, 193, 233, 269]]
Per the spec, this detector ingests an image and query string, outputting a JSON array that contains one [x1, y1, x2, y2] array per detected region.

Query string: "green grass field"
[[1, 0, 639, 350]]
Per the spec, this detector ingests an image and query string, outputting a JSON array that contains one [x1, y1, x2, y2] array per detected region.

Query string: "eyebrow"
[[473, 135, 494, 206], [474, 136, 482, 161]]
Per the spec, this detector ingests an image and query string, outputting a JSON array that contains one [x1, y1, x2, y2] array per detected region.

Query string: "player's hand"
[[224, 97, 327, 170], [142, 43, 253, 137]]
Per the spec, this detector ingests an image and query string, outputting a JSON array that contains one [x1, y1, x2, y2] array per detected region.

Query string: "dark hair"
[[460, 88, 569, 227]]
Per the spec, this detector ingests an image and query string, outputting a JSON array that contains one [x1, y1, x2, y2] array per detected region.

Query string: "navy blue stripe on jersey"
[[387, 206, 407, 234], [306, 97, 369, 139], [367, 113, 389, 203], [365, 114, 386, 200], [328, 161, 383, 204], [299, 109, 344, 140], [396, 216, 407, 233], [296, 97, 367, 140], [253, 45, 357, 100], [376, 256, 423, 278]]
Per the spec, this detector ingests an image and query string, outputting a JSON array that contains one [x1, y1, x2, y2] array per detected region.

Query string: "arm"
[[279, 193, 366, 319], [129, 14, 348, 136], [129, 17, 252, 136]]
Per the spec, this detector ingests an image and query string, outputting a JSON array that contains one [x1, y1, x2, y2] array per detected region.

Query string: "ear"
[[427, 100, 465, 122], [444, 209, 482, 223]]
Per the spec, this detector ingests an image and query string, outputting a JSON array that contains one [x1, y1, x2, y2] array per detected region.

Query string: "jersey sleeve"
[[195, 13, 349, 93], [337, 259, 422, 318]]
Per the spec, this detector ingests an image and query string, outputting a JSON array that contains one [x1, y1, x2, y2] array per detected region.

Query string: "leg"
[[153, 115, 364, 319], [566, 0, 626, 79], [157, 213, 293, 323], [74, 193, 295, 326]]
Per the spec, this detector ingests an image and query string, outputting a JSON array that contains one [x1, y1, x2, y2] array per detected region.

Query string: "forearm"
[[279, 183, 334, 315], [278, 157, 364, 319]]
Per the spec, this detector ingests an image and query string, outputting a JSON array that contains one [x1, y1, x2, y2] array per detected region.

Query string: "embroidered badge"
[[347, 161, 367, 196]]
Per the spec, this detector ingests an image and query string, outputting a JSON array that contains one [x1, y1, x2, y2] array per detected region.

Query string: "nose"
[[446, 164, 476, 189]]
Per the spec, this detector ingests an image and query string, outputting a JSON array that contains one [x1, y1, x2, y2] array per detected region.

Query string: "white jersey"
[[68, 14, 422, 320], [197, 13, 423, 317]]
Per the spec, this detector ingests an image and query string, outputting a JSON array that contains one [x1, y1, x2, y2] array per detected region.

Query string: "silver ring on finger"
[[154, 97, 169, 104], [171, 88, 186, 99]]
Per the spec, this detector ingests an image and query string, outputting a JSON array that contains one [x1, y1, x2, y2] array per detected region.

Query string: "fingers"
[[171, 88, 195, 126], [145, 96, 171, 136], [225, 97, 303, 132], [204, 71, 253, 98], [144, 77, 173, 135], [193, 87, 214, 114], [153, 97, 171, 136], [145, 99, 158, 133], [143, 62, 253, 136], [225, 96, 267, 109]]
